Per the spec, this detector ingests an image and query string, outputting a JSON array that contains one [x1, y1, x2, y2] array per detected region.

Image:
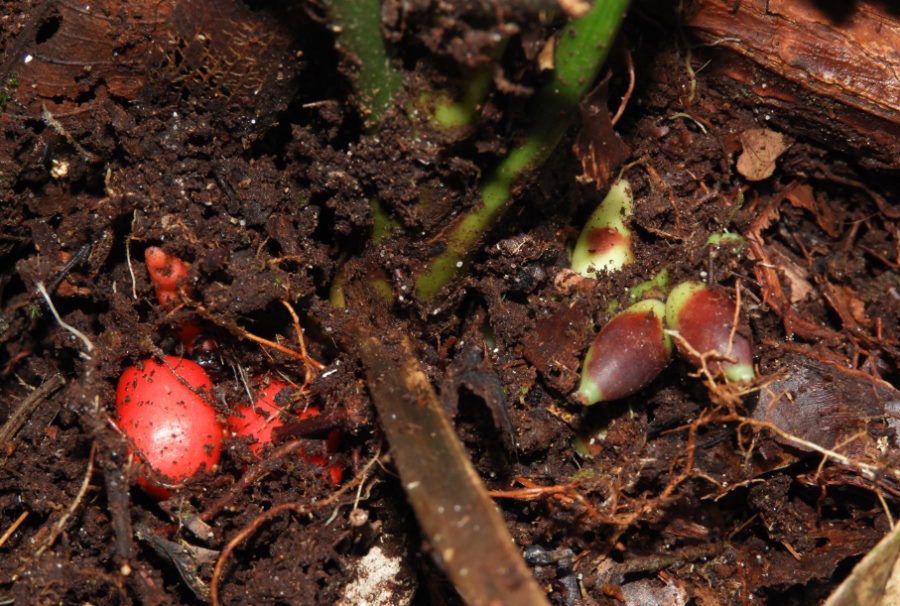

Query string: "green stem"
[[415, 0, 631, 301], [325, 0, 403, 124], [431, 39, 508, 129]]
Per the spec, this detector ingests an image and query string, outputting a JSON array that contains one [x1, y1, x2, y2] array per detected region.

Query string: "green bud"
[[571, 179, 634, 278]]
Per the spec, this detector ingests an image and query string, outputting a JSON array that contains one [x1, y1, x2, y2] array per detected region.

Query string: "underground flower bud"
[[571, 179, 634, 277], [706, 231, 745, 248], [665, 281, 754, 382], [574, 299, 672, 405], [628, 268, 670, 303], [145, 246, 190, 308]]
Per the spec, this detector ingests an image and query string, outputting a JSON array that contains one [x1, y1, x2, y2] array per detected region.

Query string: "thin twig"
[[0, 511, 29, 548], [281, 299, 325, 386], [197, 306, 307, 363], [0, 374, 65, 465], [199, 439, 306, 523]]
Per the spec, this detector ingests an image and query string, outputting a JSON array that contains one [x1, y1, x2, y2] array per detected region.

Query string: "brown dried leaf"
[[822, 282, 871, 330], [767, 242, 814, 303], [522, 300, 592, 393], [736, 128, 789, 181], [781, 182, 843, 238], [573, 78, 630, 191]]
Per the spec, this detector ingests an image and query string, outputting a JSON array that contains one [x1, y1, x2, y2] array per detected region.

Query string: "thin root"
[[0, 511, 29, 548], [34, 441, 97, 557], [210, 449, 379, 606], [36, 282, 95, 356]]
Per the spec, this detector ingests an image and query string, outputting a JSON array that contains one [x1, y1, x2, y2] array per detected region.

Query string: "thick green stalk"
[[415, 0, 631, 300], [325, 0, 403, 123]]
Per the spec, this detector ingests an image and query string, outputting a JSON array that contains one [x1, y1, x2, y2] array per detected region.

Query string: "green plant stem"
[[325, 0, 403, 308], [431, 39, 508, 129], [324, 0, 403, 124], [415, 0, 631, 301]]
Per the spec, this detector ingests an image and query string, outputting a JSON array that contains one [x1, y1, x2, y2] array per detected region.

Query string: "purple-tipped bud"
[[571, 179, 634, 277], [574, 300, 672, 405], [665, 282, 754, 382]]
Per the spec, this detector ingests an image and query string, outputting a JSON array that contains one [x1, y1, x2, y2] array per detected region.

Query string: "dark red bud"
[[665, 282, 754, 382], [574, 300, 672, 405]]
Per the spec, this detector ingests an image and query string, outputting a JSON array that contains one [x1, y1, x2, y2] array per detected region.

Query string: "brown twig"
[[199, 439, 306, 523], [280, 299, 325, 386], [196, 305, 309, 363], [0, 374, 65, 467], [0, 511, 29, 548]]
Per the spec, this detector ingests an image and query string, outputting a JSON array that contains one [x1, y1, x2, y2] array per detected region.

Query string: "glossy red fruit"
[[665, 282, 754, 382], [144, 247, 190, 308], [228, 380, 294, 455], [228, 380, 344, 485], [116, 357, 223, 499], [574, 299, 672, 405]]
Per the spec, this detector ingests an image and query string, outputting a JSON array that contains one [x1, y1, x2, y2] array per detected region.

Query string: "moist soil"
[[0, 1, 898, 605]]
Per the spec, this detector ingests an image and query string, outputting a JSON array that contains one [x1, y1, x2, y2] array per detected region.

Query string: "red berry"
[[228, 380, 295, 455], [116, 356, 223, 499], [228, 380, 344, 485]]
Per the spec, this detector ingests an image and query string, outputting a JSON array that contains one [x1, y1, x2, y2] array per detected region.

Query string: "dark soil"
[[1, 1, 897, 605]]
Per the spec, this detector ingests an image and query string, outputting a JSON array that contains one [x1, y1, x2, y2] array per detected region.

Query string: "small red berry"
[[228, 379, 344, 485], [228, 380, 294, 455], [116, 356, 223, 499]]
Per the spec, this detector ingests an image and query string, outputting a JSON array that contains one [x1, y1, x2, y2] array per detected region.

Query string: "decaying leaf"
[[754, 355, 900, 453], [825, 522, 900, 606], [522, 300, 592, 393], [767, 242, 814, 303], [781, 182, 843, 238], [3, 0, 299, 133], [822, 281, 871, 331], [573, 78, 630, 191], [736, 128, 789, 181]]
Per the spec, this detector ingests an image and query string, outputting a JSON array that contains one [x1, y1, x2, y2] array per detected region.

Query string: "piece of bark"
[[687, 0, 900, 170], [348, 320, 550, 606]]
